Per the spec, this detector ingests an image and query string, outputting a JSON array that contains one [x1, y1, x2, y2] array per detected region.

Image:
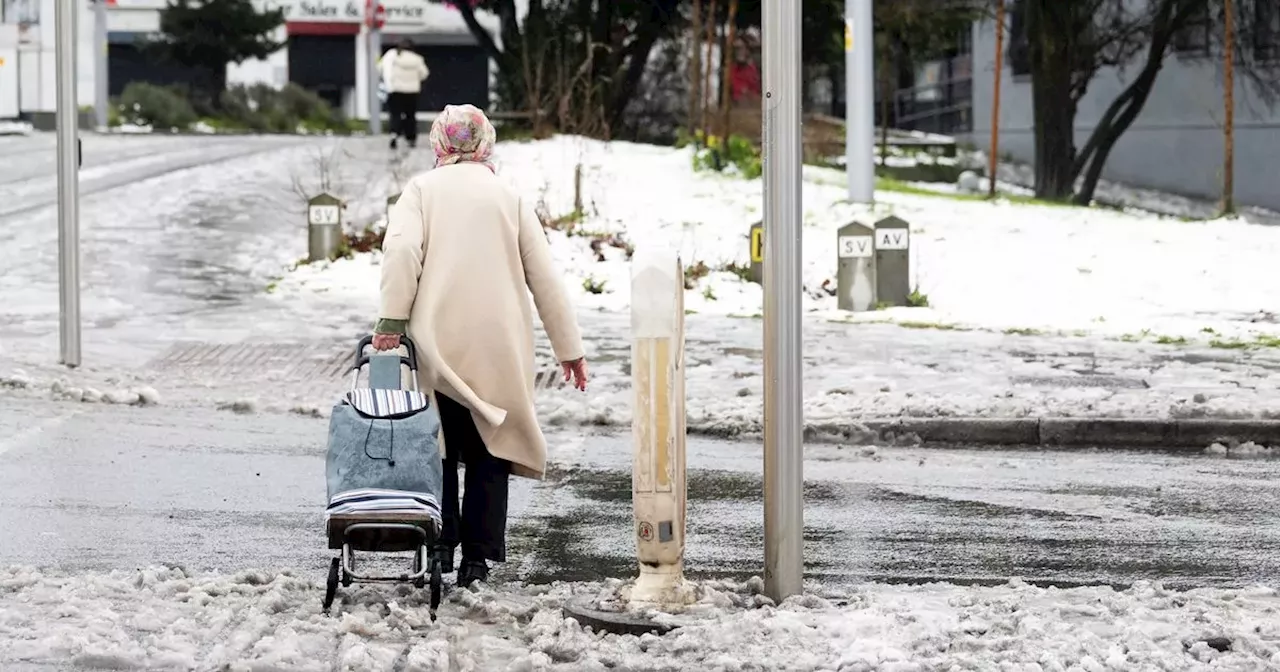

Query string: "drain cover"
[[149, 342, 352, 382], [150, 341, 569, 389], [1011, 375, 1149, 389]]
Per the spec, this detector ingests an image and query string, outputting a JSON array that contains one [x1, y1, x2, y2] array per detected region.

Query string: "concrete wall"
[[966, 13, 1280, 211]]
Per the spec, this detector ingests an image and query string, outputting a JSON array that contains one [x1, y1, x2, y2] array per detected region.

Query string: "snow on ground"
[[272, 135, 1280, 346], [2, 565, 1278, 671]]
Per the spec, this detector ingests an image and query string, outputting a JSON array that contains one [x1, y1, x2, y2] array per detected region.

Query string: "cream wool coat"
[[379, 162, 585, 480]]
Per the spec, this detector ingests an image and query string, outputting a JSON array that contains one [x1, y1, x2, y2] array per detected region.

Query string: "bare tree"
[[1015, 0, 1279, 204], [289, 143, 351, 207]]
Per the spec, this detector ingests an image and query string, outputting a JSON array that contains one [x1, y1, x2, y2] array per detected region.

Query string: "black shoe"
[[390, 136, 398, 150], [407, 138, 417, 149], [432, 546, 455, 574], [456, 558, 489, 589]]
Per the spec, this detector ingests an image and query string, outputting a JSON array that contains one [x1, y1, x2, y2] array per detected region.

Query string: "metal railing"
[[889, 71, 973, 136]]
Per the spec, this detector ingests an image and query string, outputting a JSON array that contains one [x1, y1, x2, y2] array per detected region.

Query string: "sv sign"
[[837, 235, 873, 259]]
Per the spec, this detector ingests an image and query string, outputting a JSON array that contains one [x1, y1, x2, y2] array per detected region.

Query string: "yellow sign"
[[0, 57, 5, 67], [750, 226, 764, 263], [844, 21, 852, 51]]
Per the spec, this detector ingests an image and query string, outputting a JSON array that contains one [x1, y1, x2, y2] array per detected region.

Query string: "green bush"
[[279, 83, 338, 130], [693, 133, 762, 179], [217, 83, 344, 133], [116, 82, 198, 130]]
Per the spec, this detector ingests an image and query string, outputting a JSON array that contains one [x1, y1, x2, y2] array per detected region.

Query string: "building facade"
[[965, 0, 1280, 211], [0, 0, 499, 123]]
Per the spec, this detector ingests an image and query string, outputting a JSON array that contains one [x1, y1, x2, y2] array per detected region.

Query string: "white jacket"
[[380, 48, 429, 94]]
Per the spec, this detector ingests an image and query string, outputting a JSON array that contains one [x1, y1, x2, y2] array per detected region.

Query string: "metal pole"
[[1222, 0, 1235, 215], [56, 0, 82, 367], [988, 0, 1005, 200], [94, 0, 109, 129], [761, 0, 804, 602], [845, 0, 874, 203], [367, 27, 382, 135]]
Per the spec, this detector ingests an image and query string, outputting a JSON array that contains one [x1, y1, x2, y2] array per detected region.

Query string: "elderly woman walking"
[[372, 105, 589, 588]]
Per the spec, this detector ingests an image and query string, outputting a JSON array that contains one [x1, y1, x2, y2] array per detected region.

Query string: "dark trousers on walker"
[[387, 92, 419, 144], [435, 392, 510, 563]]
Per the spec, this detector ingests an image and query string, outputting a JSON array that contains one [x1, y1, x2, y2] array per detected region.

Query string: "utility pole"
[[94, 0, 110, 129], [56, 0, 82, 367], [761, 0, 804, 603], [988, 0, 1005, 199], [366, 0, 384, 135], [845, 0, 875, 203], [1222, 0, 1235, 215]]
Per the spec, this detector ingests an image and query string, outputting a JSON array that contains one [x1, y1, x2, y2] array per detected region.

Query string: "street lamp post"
[[56, 0, 82, 367], [760, 0, 804, 602]]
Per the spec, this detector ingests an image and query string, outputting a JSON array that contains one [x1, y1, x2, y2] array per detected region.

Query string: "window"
[[1257, 0, 1279, 62], [1174, 4, 1212, 57], [1006, 0, 1031, 77]]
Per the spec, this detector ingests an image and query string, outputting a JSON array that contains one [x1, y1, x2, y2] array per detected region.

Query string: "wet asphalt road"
[[0, 133, 428, 365], [1, 398, 1277, 591]]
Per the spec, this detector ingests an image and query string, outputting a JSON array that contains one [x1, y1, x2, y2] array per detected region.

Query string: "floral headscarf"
[[429, 104, 497, 172]]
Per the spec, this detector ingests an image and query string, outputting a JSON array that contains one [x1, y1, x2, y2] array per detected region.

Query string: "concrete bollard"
[[747, 221, 764, 284], [873, 215, 911, 307], [836, 220, 876, 311], [307, 193, 344, 262], [628, 247, 690, 607]]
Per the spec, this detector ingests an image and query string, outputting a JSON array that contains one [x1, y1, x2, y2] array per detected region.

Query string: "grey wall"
[[964, 15, 1280, 211]]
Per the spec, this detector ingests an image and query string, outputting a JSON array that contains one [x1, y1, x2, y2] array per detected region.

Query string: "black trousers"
[[387, 92, 419, 142], [435, 392, 510, 563]]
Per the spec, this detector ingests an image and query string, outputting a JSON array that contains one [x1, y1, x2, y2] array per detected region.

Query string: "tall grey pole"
[[367, 29, 382, 135], [761, 0, 804, 602], [845, 0, 875, 203], [93, 0, 109, 129], [56, 0, 82, 367]]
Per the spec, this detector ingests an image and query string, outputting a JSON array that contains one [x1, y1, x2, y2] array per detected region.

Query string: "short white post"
[[629, 247, 689, 607]]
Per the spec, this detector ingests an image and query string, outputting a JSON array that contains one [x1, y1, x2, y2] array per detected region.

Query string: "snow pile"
[[1205, 440, 1277, 458], [0, 121, 34, 136], [0, 368, 160, 407], [270, 135, 1280, 344], [2, 566, 1278, 670]]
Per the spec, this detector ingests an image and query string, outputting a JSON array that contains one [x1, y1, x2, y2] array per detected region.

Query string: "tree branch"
[[451, 0, 508, 63]]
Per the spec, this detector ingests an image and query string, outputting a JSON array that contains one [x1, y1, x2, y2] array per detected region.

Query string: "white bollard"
[[628, 247, 691, 607]]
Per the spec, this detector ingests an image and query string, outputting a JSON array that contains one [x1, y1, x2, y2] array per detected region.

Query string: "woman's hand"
[[372, 333, 402, 351], [561, 358, 589, 392]]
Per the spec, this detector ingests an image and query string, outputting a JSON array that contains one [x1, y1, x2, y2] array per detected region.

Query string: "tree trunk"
[[719, 0, 739, 143], [700, 0, 718, 138], [688, 0, 703, 138], [1026, 0, 1077, 200], [1071, 0, 1181, 205]]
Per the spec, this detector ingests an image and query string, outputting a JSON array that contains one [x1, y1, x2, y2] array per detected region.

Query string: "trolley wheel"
[[323, 557, 340, 612], [413, 547, 426, 589], [429, 559, 443, 618]]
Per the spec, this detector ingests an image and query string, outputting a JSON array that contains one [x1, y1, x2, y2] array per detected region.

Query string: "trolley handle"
[[353, 333, 419, 369]]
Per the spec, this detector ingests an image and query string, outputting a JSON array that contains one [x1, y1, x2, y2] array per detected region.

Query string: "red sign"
[[365, 0, 385, 29]]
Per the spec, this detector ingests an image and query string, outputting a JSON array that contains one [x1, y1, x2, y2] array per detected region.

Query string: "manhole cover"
[[1011, 375, 1149, 389], [149, 342, 352, 382]]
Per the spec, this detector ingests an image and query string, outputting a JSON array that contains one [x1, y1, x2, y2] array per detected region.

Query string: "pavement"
[[2, 397, 1277, 593]]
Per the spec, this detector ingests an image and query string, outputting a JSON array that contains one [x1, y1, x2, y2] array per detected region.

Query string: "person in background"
[[372, 104, 589, 588], [379, 39, 429, 149]]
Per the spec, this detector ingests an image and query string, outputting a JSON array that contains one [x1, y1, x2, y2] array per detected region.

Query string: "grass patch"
[[874, 177, 1077, 208], [1155, 335, 1188, 345], [1004, 327, 1043, 336], [897, 321, 968, 331], [1211, 335, 1280, 350]]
